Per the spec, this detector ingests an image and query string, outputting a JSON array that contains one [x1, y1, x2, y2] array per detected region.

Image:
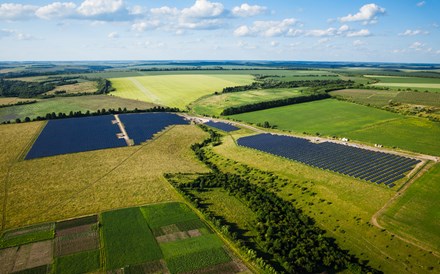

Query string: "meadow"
[[0, 123, 209, 230], [209, 133, 439, 274], [0, 95, 154, 123], [110, 74, 254, 109], [190, 88, 306, 116], [47, 81, 97, 95], [365, 75, 440, 92], [379, 163, 440, 253], [230, 99, 440, 155]]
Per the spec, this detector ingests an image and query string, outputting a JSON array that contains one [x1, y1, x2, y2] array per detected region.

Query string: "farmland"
[[47, 81, 97, 95], [0, 95, 154, 123], [365, 75, 440, 92], [190, 88, 306, 116], [110, 74, 254, 109], [1, 202, 246, 273], [230, 99, 440, 155], [379, 163, 440, 252]]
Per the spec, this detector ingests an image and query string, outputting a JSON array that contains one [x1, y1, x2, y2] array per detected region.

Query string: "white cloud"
[[234, 18, 298, 37], [339, 3, 385, 24], [181, 0, 224, 18], [131, 20, 161, 32], [232, 3, 267, 17], [77, 0, 124, 16], [36, 2, 77, 20], [107, 31, 119, 39], [353, 40, 364, 46], [392, 49, 406, 54], [307, 28, 336, 37], [436, 50, 440, 55], [270, 41, 280, 47], [129, 5, 146, 15], [150, 6, 179, 16], [417, 1, 425, 7], [398, 29, 429, 36], [0, 3, 38, 20], [0, 29, 36, 40], [410, 41, 424, 50], [347, 29, 370, 37], [318, 38, 330, 44], [177, 18, 223, 30]]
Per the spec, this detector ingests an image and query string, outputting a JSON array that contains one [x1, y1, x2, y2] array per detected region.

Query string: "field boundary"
[[371, 161, 440, 258]]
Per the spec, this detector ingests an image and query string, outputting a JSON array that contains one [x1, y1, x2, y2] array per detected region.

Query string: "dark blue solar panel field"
[[205, 121, 239, 132], [25, 115, 126, 160], [237, 134, 421, 187], [118, 113, 188, 145]]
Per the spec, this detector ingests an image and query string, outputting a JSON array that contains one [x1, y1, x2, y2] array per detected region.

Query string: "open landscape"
[[1, 0, 439, 273]]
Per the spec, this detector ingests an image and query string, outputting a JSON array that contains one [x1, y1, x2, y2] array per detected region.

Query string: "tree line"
[[167, 125, 380, 274], [221, 93, 330, 115]]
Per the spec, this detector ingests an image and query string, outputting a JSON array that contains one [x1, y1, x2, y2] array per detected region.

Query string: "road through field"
[[128, 77, 161, 105]]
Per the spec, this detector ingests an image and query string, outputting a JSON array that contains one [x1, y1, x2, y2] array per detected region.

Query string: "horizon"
[[1, 0, 439, 63]]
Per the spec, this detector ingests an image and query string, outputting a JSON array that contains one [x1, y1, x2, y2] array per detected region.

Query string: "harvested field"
[[156, 229, 202, 243], [55, 230, 99, 256], [56, 223, 94, 237], [0, 240, 53, 273]]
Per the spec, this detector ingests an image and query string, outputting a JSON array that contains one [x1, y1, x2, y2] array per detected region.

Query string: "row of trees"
[[221, 93, 330, 115], [221, 79, 353, 93], [170, 125, 380, 274], [6, 106, 180, 124]]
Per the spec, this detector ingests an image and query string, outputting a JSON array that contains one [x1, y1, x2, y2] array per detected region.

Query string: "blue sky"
[[0, 0, 439, 62]]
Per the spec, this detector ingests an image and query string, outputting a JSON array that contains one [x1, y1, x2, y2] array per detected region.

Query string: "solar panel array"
[[119, 113, 188, 145], [204, 121, 239, 132], [237, 134, 420, 187], [25, 115, 126, 159]]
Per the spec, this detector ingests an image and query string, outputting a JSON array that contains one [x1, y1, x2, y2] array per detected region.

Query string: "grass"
[[331, 89, 440, 107], [365, 75, 440, 92], [0, 95, 155, 123], [1, 124, 209, 230], [140, 202, 199, 229], [110, 74, 254, 109], [0, 225, 55, 248], [102, 207, 162, 269], [379, 163, 440, 252], [54, 249, 100, 274], [160, 234, 224, 258], [165, 247, 231, 274], [209, 134, 439, 274], [230, 99, 440, 155], [0, 97, 36, 106], [190, 88, 306, 116], [47, 81, 97, 95]]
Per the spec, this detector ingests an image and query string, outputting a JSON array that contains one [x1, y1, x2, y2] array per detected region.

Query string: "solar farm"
[[204, 121, 239, 132], [237, 133, 421, 187], [25, 113, 188, 159]]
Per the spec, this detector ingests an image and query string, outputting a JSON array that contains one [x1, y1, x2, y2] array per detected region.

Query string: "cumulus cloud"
[[150, 6, 179, 16], [346, 29, 370, 37], [339, 3, 385, 24], [232, 3, 267, 17], [0, 3, 38, 20], [181, 0, 224, 18], [416, 1, 425, 7], [36, 2, 77, 20], [398, 29, 429, 36], [131, 20, 161, 32], [77, 0, 124, 16], [234, 18, 298, 37]]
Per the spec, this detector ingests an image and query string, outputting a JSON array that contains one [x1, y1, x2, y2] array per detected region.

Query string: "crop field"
[[47, 81, 97, 95], [379, 163, 440, 252], [119, 113, 188, 145], [110, 74, 254, 109], [1, 123, 209, 229], [331, 89, 440, 107], [0, 95, 155, 123], [230, 99, 440, 155], [210, 134, 439, 274], [238, 133, 420, 187], [205, 121, 239, 132], [365, 75, 440, 92], [25, 115, 126, 159], [0, 97, 36, 106], [190, 88, 305, 116]]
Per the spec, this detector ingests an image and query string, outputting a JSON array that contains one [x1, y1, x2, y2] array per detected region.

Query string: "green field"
[[331, 89, 440, 107], [54, 250, 100, 274], [379, 163, 440, 252], [1, 123, 208, 229], [140, 202, 200, 229], [191, 88, 306, 116], [102, 207, 162, 269], [230, 99, 440, 155], [0, 95, 155, 123], [110, 74, 254, 109], [365, 75, 440, 92], [209, 133, 439, 274]]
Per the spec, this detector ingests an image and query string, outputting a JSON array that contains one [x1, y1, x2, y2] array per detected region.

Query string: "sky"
[[0, 0, 439, 62]]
